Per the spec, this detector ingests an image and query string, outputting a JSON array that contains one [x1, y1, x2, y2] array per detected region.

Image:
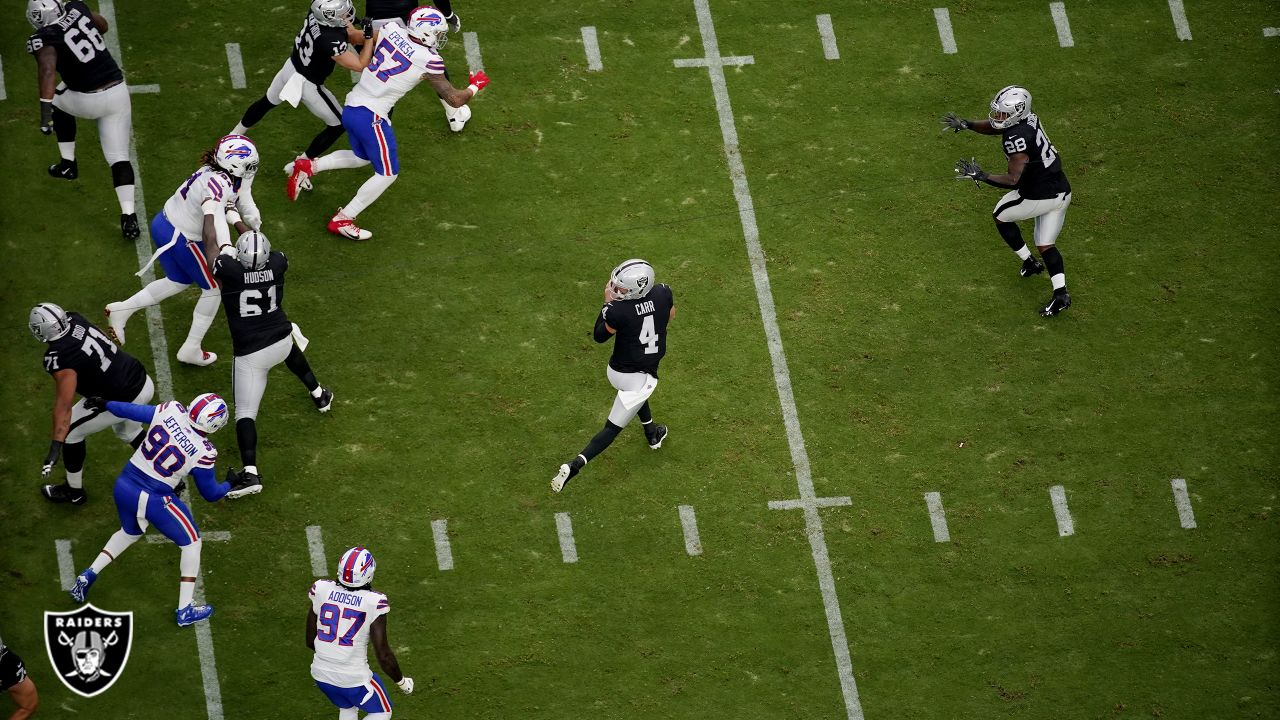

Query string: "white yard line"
[[98, 3, 220, 717], [581, 26, 603, 71], [431, 519, 454, 570], [1169, 478, 1197, 529], [0, 54, 7, 102], [225, 43, 246, 90], [129, 84, 161, 94], [146, 530, 232, 545], [1049, 3, 1074, 48], [56, 539, 75, 591], [923, 492, 951, 543], [1264, 27, 1279, 37], [1168, 0, 1192, 41], [677, 505, 703, 556], [463, 32, 484, 73], [1049, 485, 1074, 537], [933, 8, 958, 54], [555, 512, 578, 563], [676, 2, 863, 717], [306, 525, 328, 577], [816, 14, 840, 60]]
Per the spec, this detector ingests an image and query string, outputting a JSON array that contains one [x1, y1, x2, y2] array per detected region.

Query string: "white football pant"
[[231, 335, 295, 421], [993, 190, 1072, 247], [52, 81, 133, 164], [606, 366, 658, 427], [65, 375, 155, 443]]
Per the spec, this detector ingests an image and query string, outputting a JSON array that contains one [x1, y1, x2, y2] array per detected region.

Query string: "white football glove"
[[396, 676, 414, 694], [241, 210, 261, 230], [225, 207, 242, 226]]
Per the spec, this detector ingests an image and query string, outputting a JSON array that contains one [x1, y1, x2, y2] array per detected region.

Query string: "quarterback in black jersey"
[[233, 0, 376, 174], [944, 85, 1074, 317], [552, 259, 675, 492], [26, 0, 139, 239], [29, 303, 155, 506], [203, 220, 333, 496]]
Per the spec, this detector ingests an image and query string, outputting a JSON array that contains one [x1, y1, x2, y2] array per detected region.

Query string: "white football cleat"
[[445, 103, 471, 133], [551, 464, 571, 493], [176, 347, 217, 366], [104, 303, 133, 345]]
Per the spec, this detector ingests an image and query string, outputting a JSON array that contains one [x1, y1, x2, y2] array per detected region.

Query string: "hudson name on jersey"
[[25, 0, 122, 92], [1001, 114, 1070, 200], [214, 250, 292, 356], [43, 312, 147, 400], [597, 284, 675, 378], [309, 579, 391, 687], [346, 21, 446, 117]]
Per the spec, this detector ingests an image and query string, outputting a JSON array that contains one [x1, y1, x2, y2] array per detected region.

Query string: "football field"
[[1, 1, 1278, 718]]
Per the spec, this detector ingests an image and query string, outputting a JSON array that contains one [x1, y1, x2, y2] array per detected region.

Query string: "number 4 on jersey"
[[639, 315, 659, 354]]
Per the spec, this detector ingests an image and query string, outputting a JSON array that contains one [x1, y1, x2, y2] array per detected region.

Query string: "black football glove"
[[40, 100, 54, 135], [940, 112, 970, 133], [83, 396, 108, 412], [445, 11, 461, 33], [954, 157, 987, 185], [41, 440, 64, 479], [359, 16, 373, 40]]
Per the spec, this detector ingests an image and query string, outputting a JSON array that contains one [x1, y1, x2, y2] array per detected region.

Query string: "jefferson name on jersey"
[[26, 0, 123, 92], [43, 312, 147, 400]]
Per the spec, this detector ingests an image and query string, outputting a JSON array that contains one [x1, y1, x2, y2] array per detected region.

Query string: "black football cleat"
[[1040, 290, 1072, 317], [646, 425, 669, 450], [313, 387, 334, 413], [226, 470, 262, 499], [42, 482, 87, 505], [48, 159, 79, 180], [1020, 257, 1045, 277], [173, 478, 188, 497], [121, 213, 140, 240]]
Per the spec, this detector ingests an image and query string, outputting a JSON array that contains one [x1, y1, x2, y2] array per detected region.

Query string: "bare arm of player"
[[428, 73, 474, 109], [91, 12, 109, 33], [35, 46, 57, 101], [7, 676, 40, 720], [966, 119, 1000, 135], [369, 615, 405, 683], [983, 152, 1027, 189], [669, 306, 677, 322], [305, 607, 318, 651], [334, 29, 379, 72], [50, 369, 77, 442]]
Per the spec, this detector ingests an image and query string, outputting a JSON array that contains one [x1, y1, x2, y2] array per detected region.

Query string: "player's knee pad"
[[110, 161, 135, 188]]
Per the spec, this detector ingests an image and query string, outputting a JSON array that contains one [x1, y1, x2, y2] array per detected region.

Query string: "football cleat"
[[176, 603, 215, 627], [1019, 257, 1045, 277], [48, 159, 78, 180], [551, 463, 573, 493], [42, 482, 87, 505], [646, 425, 669, 450], [70, 568, 97, 603], [1040, 290, 1072, 317], [313, 387, 334, 413], [285, 157, 314, 201], [225, 470, 262, 499], [446, 103, 471, 133], [177, 347, 218, 366], [120, 213, 141, 240], [327, 212, 372, 241], [104, 303, 133, 345]]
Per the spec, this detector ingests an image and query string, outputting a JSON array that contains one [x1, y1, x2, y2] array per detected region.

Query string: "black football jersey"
[[43, 312, 147, 399], [1001, 114, 1070, 200], [596, 284, 675, 377], [215, 250, 292, 356], [25, 0, 123, 93], [290, 13, 349, 84], [0, 647, 28, 692]]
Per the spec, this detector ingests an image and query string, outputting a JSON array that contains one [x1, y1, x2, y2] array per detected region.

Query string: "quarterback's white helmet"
[[406, 6, 449, 49], [310, 0, 355, 27], [214, 135, 260, 178], [26, 0, 65, 29], [336, 547, 377, 588], [609, 259, 656, 301], [989, 85, 1032, 129], [29, 302, 71, 342], [235, 230, 271, 270], [188, 393, 229, 435]]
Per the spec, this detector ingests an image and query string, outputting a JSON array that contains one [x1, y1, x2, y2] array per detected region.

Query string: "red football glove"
[[468, 70, 490, 92]]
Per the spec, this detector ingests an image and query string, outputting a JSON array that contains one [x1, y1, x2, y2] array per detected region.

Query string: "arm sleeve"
[[104, 401, 156, 424], [191, 466, 229, 502], [593, 305, 614, 343], [236, 177, 262, 229]]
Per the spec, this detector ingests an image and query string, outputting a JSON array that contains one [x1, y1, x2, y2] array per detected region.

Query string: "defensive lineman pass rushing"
[[204, 221, 335, 495], [552, 259, 674, 492], [944, 85, 1074, 317], [285, 6, 489, 240], [105, 135, 263, 366], [26, 0, 140, 239], [308, 547, 413, 719], [30, 303, 155, 506], [70, 394, 259, 626], [363, 0, 468, 132]]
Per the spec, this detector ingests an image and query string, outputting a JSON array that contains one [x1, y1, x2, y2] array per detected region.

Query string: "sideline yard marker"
[[1168, 0, 1192, 40], [582, 26, 604, 71], [924, 492, 951, 543], [1049, 3, 1075, 48], [129, 84, 161, 94], [146, 530, 231, 545], [817, 14, 840, 60], [1049, 485, 1074, 537], [431, 519, 454, 570], [934, 8, 958, 54], [0, 55, 6, 102], [555, 512, 578, 564], [55, 539, 75, 591], [1264, 27, 1279, 37], [464, 32, 484, 73], [306, 525, 328, 577], [225, 43, 246, 89], [1170, 478, 1197, 529], [678, 505, 703, 556]]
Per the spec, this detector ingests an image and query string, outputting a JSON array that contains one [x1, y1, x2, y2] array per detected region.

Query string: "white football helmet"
[[235, 230, 271, 270], [26, 0, 65, 29], [188, 393, 229, 435], [310, 0, 355, 27], [609, 259, 655, 301], [989, 85, 1032, 129], [214, 135, 260, 178], [29, 302, 71, 342], [407, 6, 449, 49], [336, 547, 377, 588]]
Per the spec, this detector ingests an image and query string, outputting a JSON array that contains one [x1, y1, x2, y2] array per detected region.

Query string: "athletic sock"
[[238, 97, 276, 130], [116, 277, 187, 312], [637, 401, 653, 425], [310, 387, 323, 398], [342, 173, 398, 218], [1041, 247, 1067, 290], [58, 142, 76, 162], [66, 470, 84, 489], [243, 465, 258, 476], [180, 293, 221, 353], [115, 185, 136, 215], [236, 418, 258, 469], [578, 421, 624, 464], [178, 540, 202, 608], [91, 530, 142, 573], [285, 345, 320, 392], [305, 124, 347, 159], [311, 150, 369, 173], [995, 221, 1029, 257]]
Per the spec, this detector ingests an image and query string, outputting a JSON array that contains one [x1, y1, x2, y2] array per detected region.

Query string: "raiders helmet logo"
[[44, 604, 134, 698], [636, 276, 649, 291]]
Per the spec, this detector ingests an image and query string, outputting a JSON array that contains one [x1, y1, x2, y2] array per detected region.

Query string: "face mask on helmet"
[[407, 7, 448, 49], [989, 86, 1032, 130], [609, 259, 655, 301]]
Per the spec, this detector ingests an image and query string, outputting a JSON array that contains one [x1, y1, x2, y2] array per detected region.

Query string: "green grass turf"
[[0, 1, 1277, 718]]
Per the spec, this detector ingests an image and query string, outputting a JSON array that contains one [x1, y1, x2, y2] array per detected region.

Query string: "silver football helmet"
[[235, 230, 271, 270], [989, 85, 1032, 129], [310, 0, 355, 27], [26, 0, 65, 29], [609, 259, 655, 301], [29, 302, 71, 342]]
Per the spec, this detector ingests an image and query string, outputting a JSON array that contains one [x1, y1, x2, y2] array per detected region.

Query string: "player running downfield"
[[105, 135, 263, 366], [286, 6, 489, 240], [25, 0, 141, 239], [69, 394, 258, 626], [29, 303, 155, 506], [308, 547, 413, 719]]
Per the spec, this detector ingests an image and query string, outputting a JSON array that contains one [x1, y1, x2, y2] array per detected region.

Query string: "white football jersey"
[[161, 166, 253, 239], [345, 22, 445, 118], [125, 401, 217, 487], [309, 579, 391, 687]]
